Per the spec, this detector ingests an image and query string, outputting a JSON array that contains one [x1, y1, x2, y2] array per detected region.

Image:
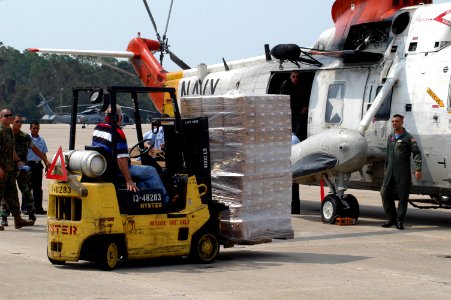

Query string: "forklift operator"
[[92, 105, 168, 203]]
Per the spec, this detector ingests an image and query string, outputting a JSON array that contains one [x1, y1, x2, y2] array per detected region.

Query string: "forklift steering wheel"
[[129, 138, 155, 159]]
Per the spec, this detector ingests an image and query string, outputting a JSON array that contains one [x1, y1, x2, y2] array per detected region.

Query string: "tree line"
[[0, 43, 157, 121]]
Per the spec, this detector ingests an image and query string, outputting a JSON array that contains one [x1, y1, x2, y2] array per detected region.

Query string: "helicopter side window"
[[373, 86, 393, 121], [325, 83, 345, 124]]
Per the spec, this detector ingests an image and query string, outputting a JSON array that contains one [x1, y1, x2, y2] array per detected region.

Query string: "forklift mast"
[[69, 85, 212, 203]]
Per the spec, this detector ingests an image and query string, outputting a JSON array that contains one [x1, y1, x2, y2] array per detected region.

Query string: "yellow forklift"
[[47, 86, 227, 270]]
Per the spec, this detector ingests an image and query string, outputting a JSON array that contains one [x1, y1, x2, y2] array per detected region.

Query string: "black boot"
[[396, 222, 404, 230], [381, 220, 397, 228], [1, 216, 8, 227], [13, 213, 34, 229], [28, 213, 36, 222]]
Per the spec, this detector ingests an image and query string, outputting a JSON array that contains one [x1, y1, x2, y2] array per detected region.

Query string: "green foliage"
[[0, 44, 157, 121]]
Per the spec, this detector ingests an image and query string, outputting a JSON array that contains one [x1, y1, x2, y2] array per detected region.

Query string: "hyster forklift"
[[47, 86, 227, 270]]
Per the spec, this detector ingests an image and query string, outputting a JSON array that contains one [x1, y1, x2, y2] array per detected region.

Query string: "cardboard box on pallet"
[[181, 93, 293, 242], [179, 97, 202, 117]]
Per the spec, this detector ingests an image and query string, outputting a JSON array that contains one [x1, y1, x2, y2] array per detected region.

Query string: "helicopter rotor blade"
[[142, 0, 185, 69], [163, 0, 174, 37], [169, 50, 191, 70], [142, 0, 161, 43]]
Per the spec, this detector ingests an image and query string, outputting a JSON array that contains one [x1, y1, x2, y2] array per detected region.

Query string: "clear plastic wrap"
[[181, 93, 294, 242]]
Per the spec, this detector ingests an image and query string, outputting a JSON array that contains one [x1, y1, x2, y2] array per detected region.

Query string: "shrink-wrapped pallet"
[[181, 93, 293, 242]]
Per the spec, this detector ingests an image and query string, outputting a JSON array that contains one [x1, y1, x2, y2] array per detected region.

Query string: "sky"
[[0, 0, 336, 70], [0, 0, 450, 71]]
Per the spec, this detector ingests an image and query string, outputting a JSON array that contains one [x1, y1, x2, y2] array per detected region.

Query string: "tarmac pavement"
[[1, 124, 450, 299]]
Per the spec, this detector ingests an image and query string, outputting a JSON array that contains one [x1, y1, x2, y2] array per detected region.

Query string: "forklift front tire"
[[97, 240, 119, 270], [190, 231, 219, 264]]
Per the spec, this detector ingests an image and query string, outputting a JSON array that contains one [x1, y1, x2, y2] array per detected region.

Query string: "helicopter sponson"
[[291, 128, 368, 180]]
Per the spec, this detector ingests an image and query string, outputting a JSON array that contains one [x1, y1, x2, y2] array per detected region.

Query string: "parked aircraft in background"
[[37, 93, 72, 124], [37, 92, 138, 127], [30, 0, 451, 222]]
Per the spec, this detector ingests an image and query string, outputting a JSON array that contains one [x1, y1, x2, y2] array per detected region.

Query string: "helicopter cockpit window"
[[325, 83, 345, 124]]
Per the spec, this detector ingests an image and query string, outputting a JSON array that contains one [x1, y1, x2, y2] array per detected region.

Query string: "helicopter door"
[[267, 71, 315, 140]]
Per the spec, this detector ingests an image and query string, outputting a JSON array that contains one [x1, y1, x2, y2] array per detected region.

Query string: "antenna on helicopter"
[[142, 0, 191, 70]]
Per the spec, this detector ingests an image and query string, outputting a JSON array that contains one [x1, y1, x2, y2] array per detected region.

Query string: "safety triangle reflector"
[[46, 146, 67, 181]]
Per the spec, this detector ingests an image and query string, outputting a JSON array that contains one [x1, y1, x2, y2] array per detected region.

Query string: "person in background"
[[291, 132, 300, 145], [142, 123, 166, 163], [143, 125, 165, 151], [280, 70, 309, 141], [0, 109, 35, 229], [4, 115, 50, 226], [291, 132, 301, 214], [27, 120, 51, 215]]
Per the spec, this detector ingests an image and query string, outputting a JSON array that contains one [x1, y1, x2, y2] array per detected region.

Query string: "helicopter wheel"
[[342, 194, 359, 220], [321, 194, 342, 224]]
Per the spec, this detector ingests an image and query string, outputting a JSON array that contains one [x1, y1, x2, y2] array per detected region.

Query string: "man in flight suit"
[[380, 114, 422, 230]]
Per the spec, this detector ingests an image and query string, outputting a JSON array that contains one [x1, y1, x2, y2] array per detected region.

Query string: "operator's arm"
[[13, 149, 23, 168], [384, 135, 391, 171], [117, 157, 138, 192], [31, 145, 51, 169], [410, 135, 422, 181]]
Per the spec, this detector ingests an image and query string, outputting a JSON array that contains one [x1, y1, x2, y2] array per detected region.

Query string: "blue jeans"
[[128, 165, 168, 203]]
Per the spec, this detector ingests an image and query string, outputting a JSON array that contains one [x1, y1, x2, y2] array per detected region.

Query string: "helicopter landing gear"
[[320, 173, 360, 223]]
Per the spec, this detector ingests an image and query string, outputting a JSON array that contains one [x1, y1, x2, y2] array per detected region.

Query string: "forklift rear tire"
[[97, 240, 119, 271], [48, 257, 66, 265], [47, 249, 66, 265], [190, 231, 219, 263]]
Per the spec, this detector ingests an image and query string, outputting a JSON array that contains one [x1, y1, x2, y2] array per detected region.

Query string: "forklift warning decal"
[[149, 219, 190, 226], [48, 224, 77, 235]]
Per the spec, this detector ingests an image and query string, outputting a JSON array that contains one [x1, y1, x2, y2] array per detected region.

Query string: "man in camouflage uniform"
[[0, 109, 34, 229], [380, 114, 422, 230], [1, 115, 50, 226]]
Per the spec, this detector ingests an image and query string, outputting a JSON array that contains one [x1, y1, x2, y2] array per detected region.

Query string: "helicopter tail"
[[126, 37, 169, 112]]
